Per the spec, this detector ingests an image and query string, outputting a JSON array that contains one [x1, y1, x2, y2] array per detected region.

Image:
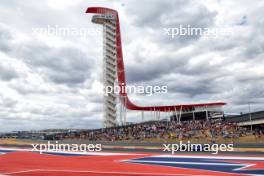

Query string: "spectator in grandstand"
[[49, 119, 262, 142]]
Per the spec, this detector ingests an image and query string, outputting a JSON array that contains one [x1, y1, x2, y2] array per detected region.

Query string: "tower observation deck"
[[86, 7, 226, 128]]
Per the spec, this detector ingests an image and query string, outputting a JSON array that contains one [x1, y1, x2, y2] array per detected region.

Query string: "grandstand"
[[7, 110, 257, 144], [225, 111, 264, 125], [2, 110, 263, 143]]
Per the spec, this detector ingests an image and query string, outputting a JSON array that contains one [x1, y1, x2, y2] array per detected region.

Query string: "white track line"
[[3, 169, 211, 176], [127, 160, 247, 166], [153, 155, 264, 161], [0, 147, 140, 156]]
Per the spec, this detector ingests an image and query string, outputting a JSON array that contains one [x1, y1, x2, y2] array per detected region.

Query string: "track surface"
[[0, 148, 264, 176]]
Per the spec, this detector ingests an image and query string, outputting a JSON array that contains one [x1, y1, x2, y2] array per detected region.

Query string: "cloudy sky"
[[0, 0, 263, 132]]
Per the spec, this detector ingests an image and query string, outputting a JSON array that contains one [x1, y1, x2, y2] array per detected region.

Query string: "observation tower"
[[87, 7, 226, 128], [91, 13, 118, 127]]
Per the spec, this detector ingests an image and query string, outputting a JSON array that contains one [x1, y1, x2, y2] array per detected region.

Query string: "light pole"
[[248, 102, 253, 132]]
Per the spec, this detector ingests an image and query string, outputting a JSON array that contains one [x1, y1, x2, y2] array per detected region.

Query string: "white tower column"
[[92, 14, 118, 127]]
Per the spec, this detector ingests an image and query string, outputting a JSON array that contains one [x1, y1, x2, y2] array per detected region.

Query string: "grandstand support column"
[[156, 111, 159, 121], [165, 109, 168, 120], [248, 102, 253, 132], [179, 106, 183, 123], [192, 111, 195, 121], [206, 108, 209, 120], [174, 107, 179, 122], [124, 96, 127, 125], [119, 95, 123, 125], [155, 109, 158, 120], [119, 95, 127, 125], [153, 108, 156, 120], [141, 111, 144, 122]]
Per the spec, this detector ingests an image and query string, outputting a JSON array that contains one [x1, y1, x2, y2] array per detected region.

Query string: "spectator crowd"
[[50, 119, 263, 142]]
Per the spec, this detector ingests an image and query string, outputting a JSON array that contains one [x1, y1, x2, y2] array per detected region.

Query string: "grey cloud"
[[126, 54, 188, 83], [124, 0, 215, 28], [0, 94, 17, 108], [0, 63, 18, 81], [0, 24, 13, 52], [167, 78, 218, 98], [4, 40, 94, 85], [0, 21, 94, 85], [124, 0, 217, 46], [20, 44, 92, 85]]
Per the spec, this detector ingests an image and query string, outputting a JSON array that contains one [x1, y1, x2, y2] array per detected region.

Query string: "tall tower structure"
[[91, 14, 118, 127], [87, 7, 226, 128]]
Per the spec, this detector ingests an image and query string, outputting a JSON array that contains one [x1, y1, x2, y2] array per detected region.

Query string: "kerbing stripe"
[[127, 160, 247, 167], [151, 155, 264, 161]]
